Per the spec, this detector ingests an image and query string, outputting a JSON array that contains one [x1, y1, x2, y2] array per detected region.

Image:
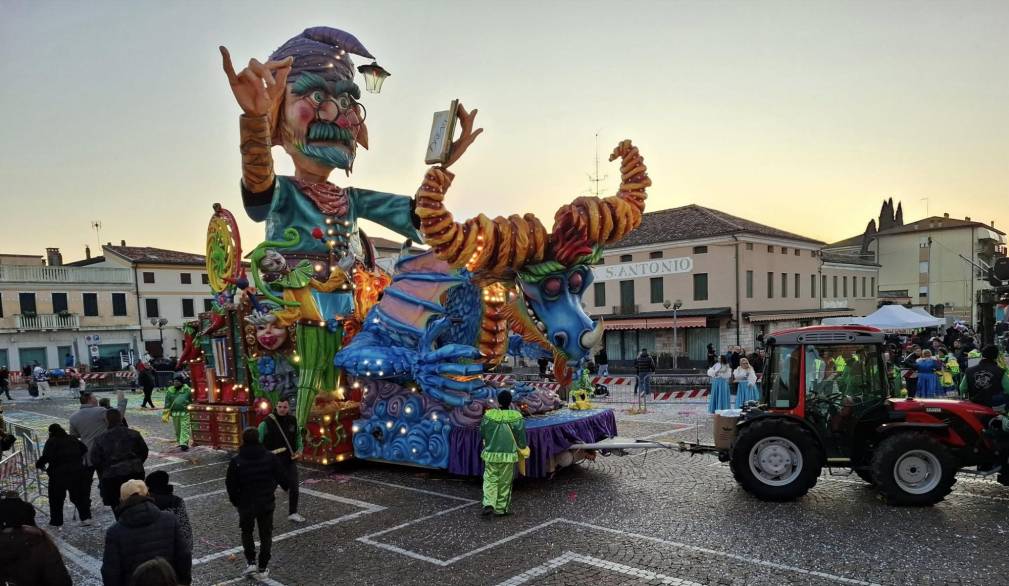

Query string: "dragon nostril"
[[553, 332, 568, 348]]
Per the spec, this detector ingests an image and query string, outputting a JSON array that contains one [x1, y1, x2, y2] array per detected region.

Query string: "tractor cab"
[[760, 325, 893, 465]]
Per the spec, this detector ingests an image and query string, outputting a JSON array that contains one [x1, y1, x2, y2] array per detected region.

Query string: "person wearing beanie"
[[146, 471, 192, 550], [101, 480, 191, 586], [479, 391, 528, 517], [960, 345, 1008, 408]]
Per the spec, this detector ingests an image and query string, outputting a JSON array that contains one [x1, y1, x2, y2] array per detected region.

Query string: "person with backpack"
[[90, 409, 149, 517], [35, 423, 93, 528], [226, 428, 288, 581], [258, 398, 305, 523]]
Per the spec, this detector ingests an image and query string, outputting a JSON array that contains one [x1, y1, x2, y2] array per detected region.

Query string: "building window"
[[781, 247, 788, 255], [201, 273, 210, 285], [0, 295, 3, 317], [649, 251, 663, 259], [822, 275, 827, 298], [767, 272, 774, 298], [619, 280, 635, 312], [693, 273, 708, 301], [811, 250, 817, 257], [794, 249, 800, 256], [919, 261, 928, 273], [854, 277, 859, 298], [745, 243, 753, 250], [82, 293, 99, 317], [746, 271, 754, 298], [203, 299, 215, 312], [620, 254, 632, 263], [594, 282, 606, 307], [142, 272, 155, 284], [112, 293, 127, 316], [145, 298, 160, 318], [842, 276, 848, 297], [919, 286, 928, 298], [182, 298, 195, 318], [18, 292, 37, 314], [650, 277, 663, 303], [767, 246, 774, 253], [861, 277, 867, 298], [871, 277, 876, 296], [810, 274, 816, 298], [692, 246, 708, 254], [180, 272, 192, 285], [51, 292, 68, 314], [794, 273, 800, 298], [781, 273, 788, 297], [832, 276, 838, 297]]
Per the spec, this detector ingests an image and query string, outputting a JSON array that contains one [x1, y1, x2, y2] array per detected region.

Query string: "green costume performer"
[[480, 393, 528, 516], [164, 380, 193, 450]]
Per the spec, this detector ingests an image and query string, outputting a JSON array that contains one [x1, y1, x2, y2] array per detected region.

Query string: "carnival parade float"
[[181, 26, 650, 477]]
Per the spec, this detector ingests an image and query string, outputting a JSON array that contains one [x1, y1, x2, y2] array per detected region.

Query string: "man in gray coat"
[[69, 390, 128, 498]]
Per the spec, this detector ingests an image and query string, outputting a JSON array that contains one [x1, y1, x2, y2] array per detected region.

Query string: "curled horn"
[[549, 140, 649, 264], [415, 167, 548, 275]]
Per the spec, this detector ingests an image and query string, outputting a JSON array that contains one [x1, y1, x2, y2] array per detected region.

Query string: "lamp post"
[[149, 317, 168, 356], [664, 299, 683, 369], [357, 62, 391, 94]]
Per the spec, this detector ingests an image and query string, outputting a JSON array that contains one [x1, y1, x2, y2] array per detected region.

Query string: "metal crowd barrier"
[[1, 421, 46, 505]]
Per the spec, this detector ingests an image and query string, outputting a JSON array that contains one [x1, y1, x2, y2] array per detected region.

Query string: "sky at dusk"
[[1, 1, 1007, 261]]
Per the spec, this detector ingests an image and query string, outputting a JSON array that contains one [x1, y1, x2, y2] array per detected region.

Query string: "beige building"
[[825, 199, 1006, 322], [585, 205, 877, 367], [0, 249, 141, 370]]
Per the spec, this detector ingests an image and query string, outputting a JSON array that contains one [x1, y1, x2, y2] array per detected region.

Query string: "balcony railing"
[[14, 313, 80, 331], [0, 265, 133, 285], [611, 304, 639, 315]]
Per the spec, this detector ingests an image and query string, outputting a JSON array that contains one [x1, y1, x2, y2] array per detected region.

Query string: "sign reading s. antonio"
[[592, 257, 693, 282]]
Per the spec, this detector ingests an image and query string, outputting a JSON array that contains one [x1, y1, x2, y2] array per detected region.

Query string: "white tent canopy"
[[820, 305, 945, 330]]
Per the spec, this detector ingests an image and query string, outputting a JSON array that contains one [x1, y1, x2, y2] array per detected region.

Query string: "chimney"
[[85, 245, 91, 259], [943, 213, 949, 218], [120, 239, 126, 246], [45, 247, 63, 266], [965, 216, 971, 222], [992, 221, 996, 228]]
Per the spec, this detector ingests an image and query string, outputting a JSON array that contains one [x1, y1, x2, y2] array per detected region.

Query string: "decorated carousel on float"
[[178, 26, 650, 478]]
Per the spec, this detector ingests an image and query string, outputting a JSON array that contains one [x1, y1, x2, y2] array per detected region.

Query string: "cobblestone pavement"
[[2, 387, 1007, 585]]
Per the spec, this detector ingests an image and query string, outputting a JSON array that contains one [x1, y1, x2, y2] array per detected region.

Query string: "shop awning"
[[746, 309, 854, 323], [604, 316, 707, 330]]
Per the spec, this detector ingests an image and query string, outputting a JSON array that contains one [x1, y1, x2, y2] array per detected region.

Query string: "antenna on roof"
[[91, 220, 102, 251], [586, 130, 608, 197]]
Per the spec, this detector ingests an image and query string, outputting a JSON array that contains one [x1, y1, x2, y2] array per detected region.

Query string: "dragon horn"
[[550, 140, 649, 256], [415, 167, 549, 275]]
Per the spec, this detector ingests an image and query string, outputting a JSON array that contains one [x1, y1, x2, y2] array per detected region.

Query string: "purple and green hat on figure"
[[270, 27, 375, 94]]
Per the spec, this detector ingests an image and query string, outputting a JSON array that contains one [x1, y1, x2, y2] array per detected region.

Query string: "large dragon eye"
[[568, 271, 584, 293], [542, 276, 563, 298]]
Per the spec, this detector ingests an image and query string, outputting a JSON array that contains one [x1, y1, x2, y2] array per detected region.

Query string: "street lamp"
[[357, 62, 391, 94], [149, 317, 168, 356], [664, 299, 683, 369]]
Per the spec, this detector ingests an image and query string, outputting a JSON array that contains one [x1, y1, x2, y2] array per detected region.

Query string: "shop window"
[[693, 273, 708, 301], [650, 277, 663, 303], [82, 293, 99, 317], [112, 293, 128, 316], [594, 282, 606, 307]]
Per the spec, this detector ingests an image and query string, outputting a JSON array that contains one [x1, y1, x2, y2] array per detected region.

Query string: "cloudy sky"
[[1, 0, 1006, 261]]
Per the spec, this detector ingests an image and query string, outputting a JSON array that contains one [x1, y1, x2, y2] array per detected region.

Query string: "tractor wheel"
[[871, 432, 957, 506], [730, 418, 823, 501], [854, 469, 875, 485]]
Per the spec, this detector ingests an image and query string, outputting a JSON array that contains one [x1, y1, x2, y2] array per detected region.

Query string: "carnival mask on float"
[[267, 27, 374, 176], [246, 311, 288, 350], [512, 262, 599, 362]]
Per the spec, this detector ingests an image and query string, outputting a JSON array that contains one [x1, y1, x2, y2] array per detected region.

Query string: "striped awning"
[[746, 310, 854, 323], [604, 316, 707, 331]]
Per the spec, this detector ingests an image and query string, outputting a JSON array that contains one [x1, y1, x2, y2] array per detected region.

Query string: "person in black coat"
[[226, 427, 289, 581], [101, 480, 191, 586], [146, 471, 193, 551], [90, 409, 149, 516], [0, 494, 72, 586], [35, 423, 92, 527], [706, 344, 716, 367], [139, 365, 157, 409]]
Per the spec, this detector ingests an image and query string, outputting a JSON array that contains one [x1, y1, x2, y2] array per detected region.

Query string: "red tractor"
[[726, 325, 1009, 506]]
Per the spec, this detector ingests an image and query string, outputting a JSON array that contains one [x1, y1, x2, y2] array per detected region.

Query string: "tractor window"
[[767, 344, 801, 408], [803, 344, 887, 410]]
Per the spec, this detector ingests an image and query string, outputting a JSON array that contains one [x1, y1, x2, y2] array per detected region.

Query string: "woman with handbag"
[[480, 391, 528, 517]]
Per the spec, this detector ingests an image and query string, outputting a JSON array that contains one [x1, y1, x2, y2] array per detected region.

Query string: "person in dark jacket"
[[101, 480, 192, 586], [0, 367, 11, 401], [706, 344, 716, 367], [258, 398, 304, 523], [35, 423, 92, 527], [595, 348, 609, 376], [90, 409, 149, 516], [139, 365, 157, 409], [129, 557, 178, 586], [634, 349, 656, 396], [0, 493, 72, 586], [226, 427, 289, 581], [145, 471, 193, 550], [960, 345, 1009, 407]]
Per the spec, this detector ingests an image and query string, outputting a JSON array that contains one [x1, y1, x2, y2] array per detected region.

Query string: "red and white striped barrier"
[[483, 374, 514, 384], [482, 374, 635, 387], [651, 389, 710, 401]]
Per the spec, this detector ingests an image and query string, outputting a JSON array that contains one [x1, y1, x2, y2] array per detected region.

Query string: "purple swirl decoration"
[[427, 432, 447, 462], [351, 381, 453, 468], [449, 399, 488, 428], [386, 394, 406, 419]]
